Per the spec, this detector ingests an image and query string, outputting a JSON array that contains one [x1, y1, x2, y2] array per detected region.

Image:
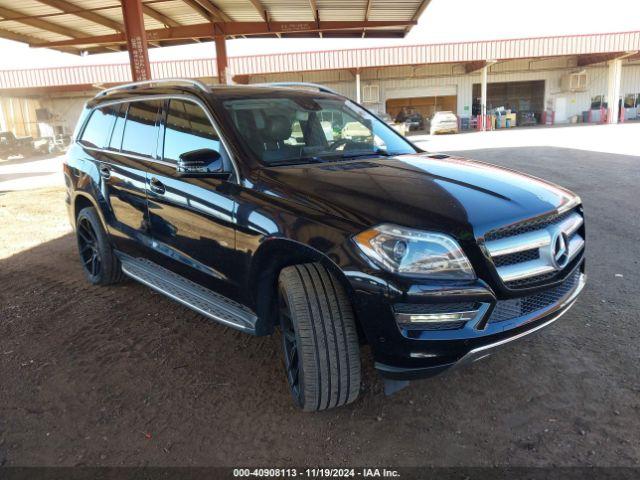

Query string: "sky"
[[0, 0, 638, 69]]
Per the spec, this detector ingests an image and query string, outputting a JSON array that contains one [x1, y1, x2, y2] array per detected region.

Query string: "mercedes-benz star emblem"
[[552, 231, 570, 269]]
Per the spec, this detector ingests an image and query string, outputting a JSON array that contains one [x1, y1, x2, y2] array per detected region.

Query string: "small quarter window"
[[163, 99, 222, 162], [121, 100, 161, 157], [79, 106, 117, 149]]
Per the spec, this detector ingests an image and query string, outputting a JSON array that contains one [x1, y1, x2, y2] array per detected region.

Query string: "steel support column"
[[355, 70, 361, 103], [607, 58, 622, 124], [480, 65, 488, 131], [121, 0, 151, 82], [215, 32, 228, 84]]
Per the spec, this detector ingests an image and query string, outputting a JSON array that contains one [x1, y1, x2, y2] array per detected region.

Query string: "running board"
[[119, 255, 258, 335]]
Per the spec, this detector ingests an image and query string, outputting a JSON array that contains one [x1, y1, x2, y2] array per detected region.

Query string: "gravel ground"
[[0, 146, 639, 467]]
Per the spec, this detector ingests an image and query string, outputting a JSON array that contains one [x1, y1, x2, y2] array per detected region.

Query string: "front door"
[[146, 97, 241, 299]]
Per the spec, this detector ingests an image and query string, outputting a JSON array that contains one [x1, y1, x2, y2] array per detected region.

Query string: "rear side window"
[[121, 100, 161, 158], [163, 99, 222, 162], [108, 103, 127, 150], [79, 106, 117, 148]]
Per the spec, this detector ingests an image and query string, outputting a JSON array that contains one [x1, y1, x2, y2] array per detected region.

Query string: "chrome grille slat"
[[485, 229, 551, 256], [485, 208, 585, 288], [498, 260, 557, 282]]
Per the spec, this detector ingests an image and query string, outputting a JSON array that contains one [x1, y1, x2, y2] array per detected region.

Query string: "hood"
[[258, 153, 579, 238]]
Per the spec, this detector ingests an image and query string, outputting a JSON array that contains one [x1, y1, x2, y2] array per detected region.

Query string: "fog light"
[[398, 311, 477, 324], [393, 303, 480, 331]]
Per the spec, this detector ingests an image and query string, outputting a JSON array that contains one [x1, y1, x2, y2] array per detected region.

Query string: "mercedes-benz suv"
[[64, 79, 586, 411]]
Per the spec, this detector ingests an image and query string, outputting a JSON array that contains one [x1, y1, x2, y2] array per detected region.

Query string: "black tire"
[[76, 207, 124, 286], [278, 263, 361, 411]]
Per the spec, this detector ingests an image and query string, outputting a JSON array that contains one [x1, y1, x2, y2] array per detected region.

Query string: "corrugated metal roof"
[[0, 0, 428, 54], [1, 30, 639, 90]]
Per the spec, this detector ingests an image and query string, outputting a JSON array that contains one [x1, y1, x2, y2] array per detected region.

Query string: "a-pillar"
[[121, 0, 151, 82], [607, 58, 622, 124]]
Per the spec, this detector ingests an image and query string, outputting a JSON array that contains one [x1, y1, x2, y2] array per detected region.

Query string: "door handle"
[[99, 165, 111, 179], [149, 177, 166, 195]]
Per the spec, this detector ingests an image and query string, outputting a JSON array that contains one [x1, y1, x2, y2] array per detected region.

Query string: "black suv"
[[64, 79, 586, 411]]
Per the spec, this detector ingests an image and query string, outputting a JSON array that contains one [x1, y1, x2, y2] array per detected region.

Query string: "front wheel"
[[278, 263, 361, 411]]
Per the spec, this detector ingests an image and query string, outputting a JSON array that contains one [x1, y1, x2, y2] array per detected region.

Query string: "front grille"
[[506, 271, 557, 288], [493, 248, 539, 268], [488, 268, 581, 324], [485, 208, 576, 242], [484, 207, 585, 289]]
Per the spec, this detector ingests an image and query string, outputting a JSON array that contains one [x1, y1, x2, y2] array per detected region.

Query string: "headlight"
[[353, 224, 475, 280]]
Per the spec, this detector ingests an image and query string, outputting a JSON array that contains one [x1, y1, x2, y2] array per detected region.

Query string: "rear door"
[[99, 99, 161, 256], [146, 97, 240, 298]]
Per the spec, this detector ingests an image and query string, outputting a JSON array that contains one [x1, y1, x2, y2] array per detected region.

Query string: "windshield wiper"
[[337, 148, 396, 160], [267, 157, 329, 167]]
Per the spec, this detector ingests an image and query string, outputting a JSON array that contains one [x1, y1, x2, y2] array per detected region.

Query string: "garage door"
[[386, 95, 457, 120], [472, 80, 545, 123]]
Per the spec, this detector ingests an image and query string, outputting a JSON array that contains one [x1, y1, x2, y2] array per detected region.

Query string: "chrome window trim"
[[76, 94, 241, 182], [81, 145, 175, 168]]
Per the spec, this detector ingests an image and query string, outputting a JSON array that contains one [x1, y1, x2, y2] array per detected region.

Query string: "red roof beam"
[[30, 20, 417, 47]]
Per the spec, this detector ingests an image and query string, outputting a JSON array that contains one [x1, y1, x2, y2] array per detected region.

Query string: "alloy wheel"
[[77, 217, 101, 278]]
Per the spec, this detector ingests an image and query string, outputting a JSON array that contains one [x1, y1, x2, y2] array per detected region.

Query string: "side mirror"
[[176, 148, 225, 176]]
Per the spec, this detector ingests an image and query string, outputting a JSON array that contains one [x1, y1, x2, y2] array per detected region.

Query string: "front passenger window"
[[163, 100, 223, 162]]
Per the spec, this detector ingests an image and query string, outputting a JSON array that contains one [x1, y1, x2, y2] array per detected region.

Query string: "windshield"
[[221, 93, 417, 166]]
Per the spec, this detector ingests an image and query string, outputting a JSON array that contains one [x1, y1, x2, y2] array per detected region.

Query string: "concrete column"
[[355, 70, 361, 103], [480, 65, 488, 131], [121, 0, 151, 82], [607, 58, 622, 124]]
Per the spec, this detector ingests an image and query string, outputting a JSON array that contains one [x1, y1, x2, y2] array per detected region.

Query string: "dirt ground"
[[0, 146, 639, 467]]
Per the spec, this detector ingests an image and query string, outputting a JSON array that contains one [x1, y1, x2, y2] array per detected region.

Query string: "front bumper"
[[347, 262, 586, 380]]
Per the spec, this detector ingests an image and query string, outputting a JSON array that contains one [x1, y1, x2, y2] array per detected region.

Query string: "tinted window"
[[222, 95, 416, 165], [163, 100, 222, 162], [121, 100, 160, 157], [79, 106, 117, 148], [108, 103, 127, 150]]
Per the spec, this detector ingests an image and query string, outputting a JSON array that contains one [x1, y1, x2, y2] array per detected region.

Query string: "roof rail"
[[95, 78, 210, 98], [254, 82, 342, 96]]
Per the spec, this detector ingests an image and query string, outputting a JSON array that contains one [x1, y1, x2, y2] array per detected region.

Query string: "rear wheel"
[[76, 207, 124, 285], [278, 263, 361, 411]]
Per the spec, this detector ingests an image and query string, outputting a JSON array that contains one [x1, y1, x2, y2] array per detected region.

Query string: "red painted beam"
[[121, 0, 151, 82], [31, 20, 417, 48]]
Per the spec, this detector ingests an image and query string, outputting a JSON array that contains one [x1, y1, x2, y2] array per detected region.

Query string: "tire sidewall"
[[278, 278, 308, 409], [76, 207, 114, 285]]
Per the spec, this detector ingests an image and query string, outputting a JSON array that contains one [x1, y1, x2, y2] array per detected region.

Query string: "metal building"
[[1, 31, 639, 137]]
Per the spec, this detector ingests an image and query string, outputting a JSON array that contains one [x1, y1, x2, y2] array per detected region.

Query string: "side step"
[[119, 255, 258, 335]]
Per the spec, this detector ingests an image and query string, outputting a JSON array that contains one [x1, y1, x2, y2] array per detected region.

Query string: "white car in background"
[[430, 111, 459, 135]]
